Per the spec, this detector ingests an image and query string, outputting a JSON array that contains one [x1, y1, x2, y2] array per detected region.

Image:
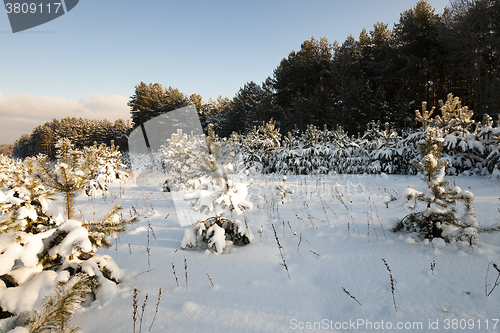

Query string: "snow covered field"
[[68, 173, 500, 333]]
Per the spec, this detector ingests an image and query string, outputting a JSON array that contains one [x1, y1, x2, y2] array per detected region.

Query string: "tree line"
[[12, 0, 499, 158], [13, 117, 132, 159], [129, 0, 499, 138]]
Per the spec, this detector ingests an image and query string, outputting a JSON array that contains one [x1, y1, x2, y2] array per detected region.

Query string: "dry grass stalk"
[[172, 262, 179, 287], [373, 203, 387, 240], [147, 222, 157, 241], [382, 258, 397, 311], [148, 288, 162, 332], [366, 197, 379, 242], [485, 262, 500, 296], [272, 223, 290, 279], [332, 185, 358, 239], [342, 287, 362, 306], [132, 288, 149, 333], [146, 227, 151, 270], [310, 250, 321, 257], [184, 256, 188, 290], [207, 271, 214, 287], [318, 192, 336, 226], [132, 288, 138, 333], [132, 287, 162, 333], [139, 293, 148, 333], [297, 233, 302, 254]]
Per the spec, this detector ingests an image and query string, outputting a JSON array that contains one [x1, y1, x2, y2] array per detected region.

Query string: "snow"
[[17, 206, 37, 222], [432, 238, 446, 248], [8, 328, 28, 333], [2, 174, 500, 332], [387, 187, 422, 209], [39, 195, 63, 223], [0, 243, 23, 275], [49, 221, 92, 257], [19, 231, 50, 267], [181, 226, 197, 249], [207, 224, 226, 254], [0, 271, 57, 313]]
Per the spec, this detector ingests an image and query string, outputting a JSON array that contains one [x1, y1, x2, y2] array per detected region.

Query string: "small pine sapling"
[[388, 100, 498, 245], [181, 216, 252, 254], [82, 204, 138, 250], [180, 125, 254, 254], [275, 176, 294, 204], [36, 139, 87, 220]]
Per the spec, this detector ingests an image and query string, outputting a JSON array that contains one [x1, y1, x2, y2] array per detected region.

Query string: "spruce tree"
[[36, 139, 87, 220], [390, 99, 498, 245]]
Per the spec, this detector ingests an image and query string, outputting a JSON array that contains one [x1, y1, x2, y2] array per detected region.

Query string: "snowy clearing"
[[65, 174, 500, 333]]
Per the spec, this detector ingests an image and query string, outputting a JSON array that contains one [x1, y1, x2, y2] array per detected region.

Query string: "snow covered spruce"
[[161, 126, 254, 254], [388, 102, 500, 245], [0, 141, 136, 332], [206, 94, 500, 177]]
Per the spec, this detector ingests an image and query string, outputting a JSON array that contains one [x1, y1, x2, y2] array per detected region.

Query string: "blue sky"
[[0, 0, 451, 143]]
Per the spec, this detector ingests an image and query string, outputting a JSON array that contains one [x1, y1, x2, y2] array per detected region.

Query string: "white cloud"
[[0, 91, 130, 144]]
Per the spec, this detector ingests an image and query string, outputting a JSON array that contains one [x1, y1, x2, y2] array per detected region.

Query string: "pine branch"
[[83, 204, 138, 248], [29, 274, 96, 333], [0, 211, 23, 234], [0, 312, 30, 332]]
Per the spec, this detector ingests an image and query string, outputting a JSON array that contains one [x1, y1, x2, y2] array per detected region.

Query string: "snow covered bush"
[[436, 94, 486, 175], [270, 124, 352, 175], [0, 156, 63, 235], [0, 273, 95, 333], [362, 121, 406, 174], [389, 104, 499, 245], [242, 119, 281, 173], [0, 139, 137, 330], [478, 114, 500, 176], [181, 216, 252, 254], [159, 129, 204, 191], [35, 139, 88, 220], [0, 198, 136, 329], [82, 141, 129, 196], [180, 125, 254, 254]]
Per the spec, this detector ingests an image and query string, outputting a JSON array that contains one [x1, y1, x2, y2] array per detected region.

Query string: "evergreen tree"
[[228, 81, 267, 135], [272, 37, 334, 133], [393, 0, 444, 105], [389, 100, 498, 244], [128, 82, 189, 128], [128, 82, 167, 128], [159, 129, 203, 190], [35, 139, 87, 220]]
